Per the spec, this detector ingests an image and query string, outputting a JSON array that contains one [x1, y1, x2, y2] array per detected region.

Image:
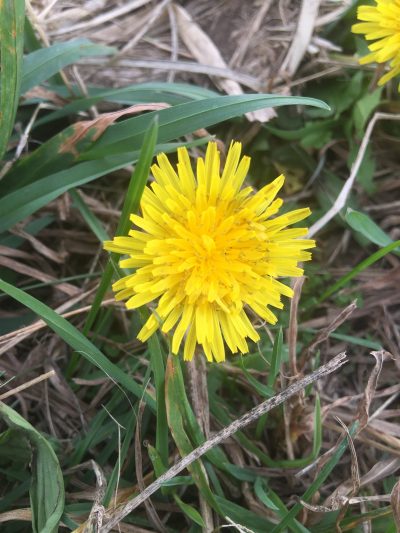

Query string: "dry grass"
[[1, 0, 400, 531]]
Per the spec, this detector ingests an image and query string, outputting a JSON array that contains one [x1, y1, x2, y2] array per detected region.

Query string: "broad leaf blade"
[[0, 402, 64, 533], [84, 94, 330, 158], [346, 208, 399, 253], [2, 93, 328, 193]]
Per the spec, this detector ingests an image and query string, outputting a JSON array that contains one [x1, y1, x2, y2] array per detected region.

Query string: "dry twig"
[[308, 113, 400, 238], [100, 352, 348, 532], [0, 370, 56, 401]]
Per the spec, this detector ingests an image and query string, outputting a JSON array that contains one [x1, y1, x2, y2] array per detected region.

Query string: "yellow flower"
[[352, 0, 400, 87], [104, 142, 315, 362]]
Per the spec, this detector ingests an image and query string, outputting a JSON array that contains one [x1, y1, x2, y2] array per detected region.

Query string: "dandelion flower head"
[[352, 0, 400, 87], [104, 142, 315, 362]]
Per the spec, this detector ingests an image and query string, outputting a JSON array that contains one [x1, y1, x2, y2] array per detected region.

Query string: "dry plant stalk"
[[173, 3, 275, 122], [99, 352, 348, 532], [308, 112, 400, 238], [186, 354, 214, 530], [280, 0, 321, 76], [0, 370, 56, 401]]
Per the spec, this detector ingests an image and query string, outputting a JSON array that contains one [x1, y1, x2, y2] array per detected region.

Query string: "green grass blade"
[[84, 94, 330, 158], [21, 38, 115, 94], [0, 278, 155, 410], [255, 478, 310, 533], [83, 117, 159, 335], [240, 358, 275, 397], [33, 82, 219, 128], [0, 95, 328, 202], [268, 327, 283, 389], [165, 355, 221, 513], [319, 239, 400, 302], [0, 0, 25, 161], [215, 495, 274, 531], [147, 328, 169, 470], [117, 117, 159, 237], [70, 189, 109, 242], [0, 141, 181, 234], [312, 394, 322, 457], [0, 402, 64, 533], [271, 422, 358, 533], [173, 494, 205, 528], [0, 153, 137, 233]]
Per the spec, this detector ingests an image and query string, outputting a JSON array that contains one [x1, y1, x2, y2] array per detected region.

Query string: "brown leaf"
[[58, 102, 169, 156], [23, 86, 67, 107], [358, 350, 392, 430]]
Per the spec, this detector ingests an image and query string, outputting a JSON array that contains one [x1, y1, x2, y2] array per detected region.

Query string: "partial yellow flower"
[[104, 142, 315, 363], [352, 0, 400, 87]]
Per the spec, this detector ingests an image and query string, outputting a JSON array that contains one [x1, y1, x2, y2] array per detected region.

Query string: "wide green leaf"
[[174, 494, 205, 527], [21, 38, 115, 94], [0, 143, 187, 234], [0, 402, 64, 533], [2, 93, 328, 195], [0, 154, 137, 233], [0, 94, 328, 233], [84, 94, 330, 158], [345, 208, 399, 253], [0, 0, 25, 161]]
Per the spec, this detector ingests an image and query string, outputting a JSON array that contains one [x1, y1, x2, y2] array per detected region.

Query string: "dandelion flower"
[[104, 142, 315, 363], [352, 0, 400, 87]]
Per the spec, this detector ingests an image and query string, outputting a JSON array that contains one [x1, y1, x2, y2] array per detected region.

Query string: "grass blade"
[[0, 0, 25, 161], [319, 239, 400, 302], [0, 278, 155, 410], [33, 82, 219, 128], [0, 402, 64, 533], [271, 422, 358, 532], [165, 355, 221, 513], [268, 328, 283, 389], [82, 117, 159, 335], [147, 328, 169, 470], [84, 94, 330, 158], [21, 38, 115, 94]]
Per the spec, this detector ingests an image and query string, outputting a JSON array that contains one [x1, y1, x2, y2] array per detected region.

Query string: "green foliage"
[[345, 208, 400, 252], [0, 0, 25, 161], [0, 3, 398, 531], [21, 39, 115, 94], [0, 403, 64, 533], [0, 278, 154, 407]]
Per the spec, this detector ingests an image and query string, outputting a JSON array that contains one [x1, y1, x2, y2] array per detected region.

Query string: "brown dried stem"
[[100, 352, 348, 532]]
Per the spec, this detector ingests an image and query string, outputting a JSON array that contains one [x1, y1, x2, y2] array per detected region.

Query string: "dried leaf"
[[173, 4, 275, 123], [0, 255, 79, 296], [280, 0, 321, 76], [59, 103, 169, 156], [358, 351, 392, 430]]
